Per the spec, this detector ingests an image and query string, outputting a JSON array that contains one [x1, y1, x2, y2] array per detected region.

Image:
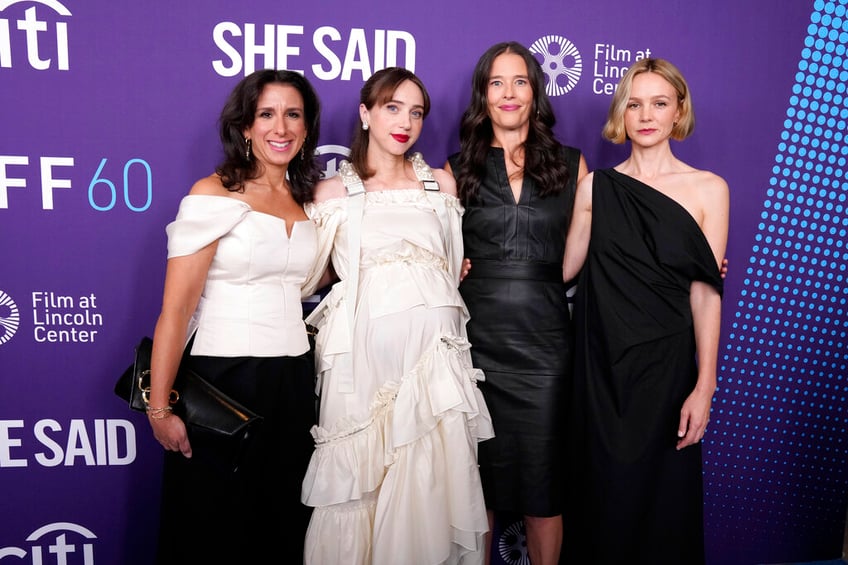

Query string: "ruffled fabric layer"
[[302, 335, 493, 565]]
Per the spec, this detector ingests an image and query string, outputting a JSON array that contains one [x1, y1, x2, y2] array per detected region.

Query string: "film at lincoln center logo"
[[0, 290, 20, 345], [529, 35, 582, 97]]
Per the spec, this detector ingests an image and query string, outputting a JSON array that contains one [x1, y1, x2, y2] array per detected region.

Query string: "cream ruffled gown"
[[300, 179, 493, 565]]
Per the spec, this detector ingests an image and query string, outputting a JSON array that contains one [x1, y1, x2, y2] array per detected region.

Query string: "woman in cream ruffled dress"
[[300, 67, 493, 565]]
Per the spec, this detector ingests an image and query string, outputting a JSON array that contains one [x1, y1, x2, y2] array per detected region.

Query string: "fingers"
[[676, 415, 708, 450], [150, 417, 191, 456], [179, 437, 192, 459], [459, 258, 472, 282]]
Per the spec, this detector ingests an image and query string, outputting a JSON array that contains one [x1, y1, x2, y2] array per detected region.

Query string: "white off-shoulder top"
[[166, 194, 317, 357]]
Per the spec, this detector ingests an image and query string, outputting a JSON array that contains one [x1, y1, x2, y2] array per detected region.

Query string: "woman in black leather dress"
[[446, 41, 588, 565]]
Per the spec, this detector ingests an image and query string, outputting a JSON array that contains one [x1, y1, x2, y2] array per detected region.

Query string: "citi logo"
[[0, 522, 97, 564], [529, 34, 582, 97], [315, 144, 351, 179], [0, 290, 19, 345], [0, 0, 71, 70]]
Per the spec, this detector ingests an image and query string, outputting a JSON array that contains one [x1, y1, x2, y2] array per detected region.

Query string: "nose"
[[400, 111, 412, 129], [273, 114, 288, 134]]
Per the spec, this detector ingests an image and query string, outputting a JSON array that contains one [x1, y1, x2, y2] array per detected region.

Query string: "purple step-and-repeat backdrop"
[[1, 1, 846, 564]]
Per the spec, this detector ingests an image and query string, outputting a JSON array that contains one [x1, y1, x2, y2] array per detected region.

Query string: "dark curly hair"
[[215, 69, 322, 204], [453, 41, 571, 204]]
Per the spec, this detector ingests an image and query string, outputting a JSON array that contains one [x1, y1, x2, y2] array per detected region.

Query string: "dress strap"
[[336, 160, 365, 394], [409, 152, 455, 269], [338, 159, 365, 196], [410, 152, 440, 192]]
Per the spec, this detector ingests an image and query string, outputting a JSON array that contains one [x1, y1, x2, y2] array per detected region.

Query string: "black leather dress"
[[449, 144, 581, 516]]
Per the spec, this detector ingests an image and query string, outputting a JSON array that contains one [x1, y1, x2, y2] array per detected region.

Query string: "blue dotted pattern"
[[705, 1, 848, 561]]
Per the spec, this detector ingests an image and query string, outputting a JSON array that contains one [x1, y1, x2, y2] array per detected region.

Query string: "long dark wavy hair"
[[349, 67, 431, 180], [453, 41, 571, 204], [215, 69, 322, 204]]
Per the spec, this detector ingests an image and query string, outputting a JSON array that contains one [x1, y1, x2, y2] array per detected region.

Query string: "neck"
[[367, 150, 411, 181], [620, 144, 677, 179], [253, 166, 290, 193], [492, 127, 528, 158]]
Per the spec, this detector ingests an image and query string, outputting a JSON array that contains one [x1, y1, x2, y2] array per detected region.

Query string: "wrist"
[[146, 406, 173, 420]]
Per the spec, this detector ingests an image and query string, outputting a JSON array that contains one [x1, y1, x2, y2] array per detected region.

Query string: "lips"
[[269, 140, 292, 151], [499, 105, 520, 111], [391, 134, 410, 143]]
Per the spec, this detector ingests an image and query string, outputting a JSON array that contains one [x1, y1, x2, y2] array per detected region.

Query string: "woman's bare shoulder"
[[188, 174, 228, 196], [313, 175, 347, 203]]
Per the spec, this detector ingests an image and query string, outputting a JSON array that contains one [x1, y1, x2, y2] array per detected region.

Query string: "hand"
[[675, 387, 713, 450], [149, 412, 193, 458], [460, 258, 472, 282], [720, 257, 728, 279]]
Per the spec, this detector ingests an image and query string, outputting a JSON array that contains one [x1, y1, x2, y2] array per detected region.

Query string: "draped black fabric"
[[568, 168, 723, 564], [449, 144, 581, 516]]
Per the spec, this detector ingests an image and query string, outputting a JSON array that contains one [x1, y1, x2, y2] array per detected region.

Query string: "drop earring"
[[362, 122, 369, 131], [244, 138, 252, 161]]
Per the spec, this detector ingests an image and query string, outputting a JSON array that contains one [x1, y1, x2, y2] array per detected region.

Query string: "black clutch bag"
[[114, 336, 262, 474]]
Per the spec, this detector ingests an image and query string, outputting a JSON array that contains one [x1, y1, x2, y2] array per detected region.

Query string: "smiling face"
[[623, 71, 682, 149], [486, 52, 534, 136], [242, 83, 307, 168], [361, 78, 425, 156]]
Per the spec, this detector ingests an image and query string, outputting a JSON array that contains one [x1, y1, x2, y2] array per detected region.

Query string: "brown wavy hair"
[[453, 41, 571, 204]]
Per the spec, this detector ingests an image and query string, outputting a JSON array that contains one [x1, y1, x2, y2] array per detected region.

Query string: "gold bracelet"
[[146, 406, 173, 420]]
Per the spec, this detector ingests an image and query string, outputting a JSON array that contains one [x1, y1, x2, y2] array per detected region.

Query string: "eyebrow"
[[257, 105, 304, 112], [627, 94, 672, 101], [489, 74, 529, 81], [387, 98, 424, 111]]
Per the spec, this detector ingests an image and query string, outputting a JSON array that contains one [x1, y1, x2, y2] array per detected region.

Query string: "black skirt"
[[461, 265, 572, 517], [156, 353, 316, 565]]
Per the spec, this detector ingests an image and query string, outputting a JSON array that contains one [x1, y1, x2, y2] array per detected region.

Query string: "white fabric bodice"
[[166, 194, 317, 356], [309, 189, 465, 315]]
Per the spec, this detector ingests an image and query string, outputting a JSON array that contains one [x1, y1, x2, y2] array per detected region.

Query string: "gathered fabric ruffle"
[[302, 334, 492, 505], [301, 335, 492, 565]]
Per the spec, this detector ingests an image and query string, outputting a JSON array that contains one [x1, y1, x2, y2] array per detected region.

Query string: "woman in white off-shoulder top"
[[146, 69, 323, 564]]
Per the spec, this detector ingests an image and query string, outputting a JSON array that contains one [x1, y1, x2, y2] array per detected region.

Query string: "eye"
[[515, 79, 528, 86], [287, 110, 303, 119], [627, 103, 640, 109], [489, 80, 503, 87], [386, 104, 399, 112], [411, 110, 424, 119], [259, 110, 273, 118]]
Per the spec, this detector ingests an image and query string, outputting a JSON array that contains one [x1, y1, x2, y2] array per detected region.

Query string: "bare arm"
[[147, 176, 223, 457], [676, 281, 722, 450], [676, 173, 730, 450], [575, 153, 589, 185], [148, 242, 217, 458], [563, 171, 594, 283], [433, 167, 458, 197]]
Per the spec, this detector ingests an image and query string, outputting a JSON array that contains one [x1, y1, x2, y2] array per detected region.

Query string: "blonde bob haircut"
[[602, 57, 695, 144]]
